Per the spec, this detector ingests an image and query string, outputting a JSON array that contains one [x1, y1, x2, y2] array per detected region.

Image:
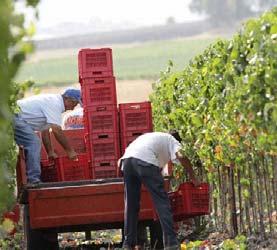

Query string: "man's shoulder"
[[39, 93, 61, 99], [136, 132, 168, 144], [33, 94, 63, 113], [20, 93, 61, 101], [144, 131, 167, 137], [38, 94, 62, 103], [150, 132, 171, 140]]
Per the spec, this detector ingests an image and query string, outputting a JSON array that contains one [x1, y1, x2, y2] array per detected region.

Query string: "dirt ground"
[[27, 79, 154, 103]]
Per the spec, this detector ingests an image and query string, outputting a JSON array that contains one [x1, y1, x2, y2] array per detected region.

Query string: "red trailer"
[[17, 147, 172, 249]]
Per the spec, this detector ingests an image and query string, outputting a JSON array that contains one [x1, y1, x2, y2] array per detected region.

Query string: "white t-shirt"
[[121, 132, 181, 168], [17, 94, 65, 131]]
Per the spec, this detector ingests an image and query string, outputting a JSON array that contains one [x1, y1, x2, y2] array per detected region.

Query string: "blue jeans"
[[122, 157, 179, 249], [13, 115, 41, 183]]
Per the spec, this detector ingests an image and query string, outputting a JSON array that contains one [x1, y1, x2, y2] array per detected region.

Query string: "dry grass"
[[27, 79, 153, 103]]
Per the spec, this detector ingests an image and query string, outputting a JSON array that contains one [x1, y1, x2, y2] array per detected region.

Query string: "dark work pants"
[[122, 157, 179, 249]]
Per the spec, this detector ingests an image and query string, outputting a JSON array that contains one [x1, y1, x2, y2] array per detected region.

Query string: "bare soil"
[[27, 79, 154, 103]]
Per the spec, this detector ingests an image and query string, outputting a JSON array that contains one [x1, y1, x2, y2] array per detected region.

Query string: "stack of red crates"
[[39, 48, 154, 182], [78, 48, 120, 179], [119, 101, 153, 155]]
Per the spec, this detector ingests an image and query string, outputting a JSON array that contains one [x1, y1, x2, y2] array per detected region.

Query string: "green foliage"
[[221, 235, 247, 250], [0, 231, 23, 250], [0, 0, 38, 215], [151, 7, 277, 234], [151, 7, 277, 168]]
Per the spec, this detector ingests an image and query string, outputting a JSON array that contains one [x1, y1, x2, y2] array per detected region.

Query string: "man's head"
[[169, 130, 182, 143], [62, 88, 82, 111]]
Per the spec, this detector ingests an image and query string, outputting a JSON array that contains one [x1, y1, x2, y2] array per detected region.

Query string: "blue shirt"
[[17, 94, 65, 131]]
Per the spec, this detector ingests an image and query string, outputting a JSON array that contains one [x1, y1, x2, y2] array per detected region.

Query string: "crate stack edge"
[[119, 101, 153, 155], [78, 48, 120, 179]]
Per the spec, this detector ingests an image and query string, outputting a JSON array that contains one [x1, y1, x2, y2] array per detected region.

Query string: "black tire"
[[149, 220, 163, 250], [24, 205, 59, 250]]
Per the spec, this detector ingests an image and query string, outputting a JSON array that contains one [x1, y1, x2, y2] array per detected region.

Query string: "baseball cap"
[[63, 88, 82, 106]]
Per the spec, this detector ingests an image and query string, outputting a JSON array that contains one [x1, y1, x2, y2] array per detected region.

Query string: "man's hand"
[[176, 152, 200, 186], [117, 159, 122, 168], [48, 151, 58, 161], [51, 125, 78, 160], [67, 149, 78, 161]]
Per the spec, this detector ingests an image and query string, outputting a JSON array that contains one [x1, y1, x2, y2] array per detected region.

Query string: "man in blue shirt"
[[13, 88, 82, 184]]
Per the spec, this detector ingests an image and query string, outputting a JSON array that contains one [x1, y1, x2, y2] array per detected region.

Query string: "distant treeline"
[[34, 21, 213, 51]]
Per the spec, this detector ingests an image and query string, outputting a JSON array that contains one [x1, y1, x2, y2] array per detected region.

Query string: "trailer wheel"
[[149, 220, 163, 250], [24, 205, 58, 250]]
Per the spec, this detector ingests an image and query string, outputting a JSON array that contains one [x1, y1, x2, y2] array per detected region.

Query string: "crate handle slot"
[[98, 134, 108, 139], [132, 132, 143, 136], [92, 71, 102, 75], [99, 162, 111, 166], [130, 105, 141, 109], [96, 106, 107, 111], [95, 80, 105, 84]]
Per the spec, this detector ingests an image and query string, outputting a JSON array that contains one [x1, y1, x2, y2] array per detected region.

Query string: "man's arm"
[[175, 151, 200, 186], [49, 124, 77, 160], [41, 129, 57, 161]]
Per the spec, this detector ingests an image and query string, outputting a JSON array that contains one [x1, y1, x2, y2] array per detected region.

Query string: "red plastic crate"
[[56, 154, 90, 181], [50, 129, 87, 157], [41, 160, 60, 182], [94, 169, 117, 179], [87, 133, 120, 161], [81, 77, 117, 107], [81, 76, 116, 86], [169, 182, 210, 221], [120, 129, 151, 155], [119, 102, 153, 132], [78, 48, 113, 78], [90, 159, 118, 179], [120, 135, 140, 154], [84, 105, 118, 134]]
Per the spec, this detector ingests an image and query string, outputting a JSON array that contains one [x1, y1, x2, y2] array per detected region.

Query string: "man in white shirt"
[[13, 88, 82, 184], [120, 131, 199, 250]]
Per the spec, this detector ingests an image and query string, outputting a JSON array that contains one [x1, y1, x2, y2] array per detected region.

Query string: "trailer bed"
[[28, 179, 155, 229]]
